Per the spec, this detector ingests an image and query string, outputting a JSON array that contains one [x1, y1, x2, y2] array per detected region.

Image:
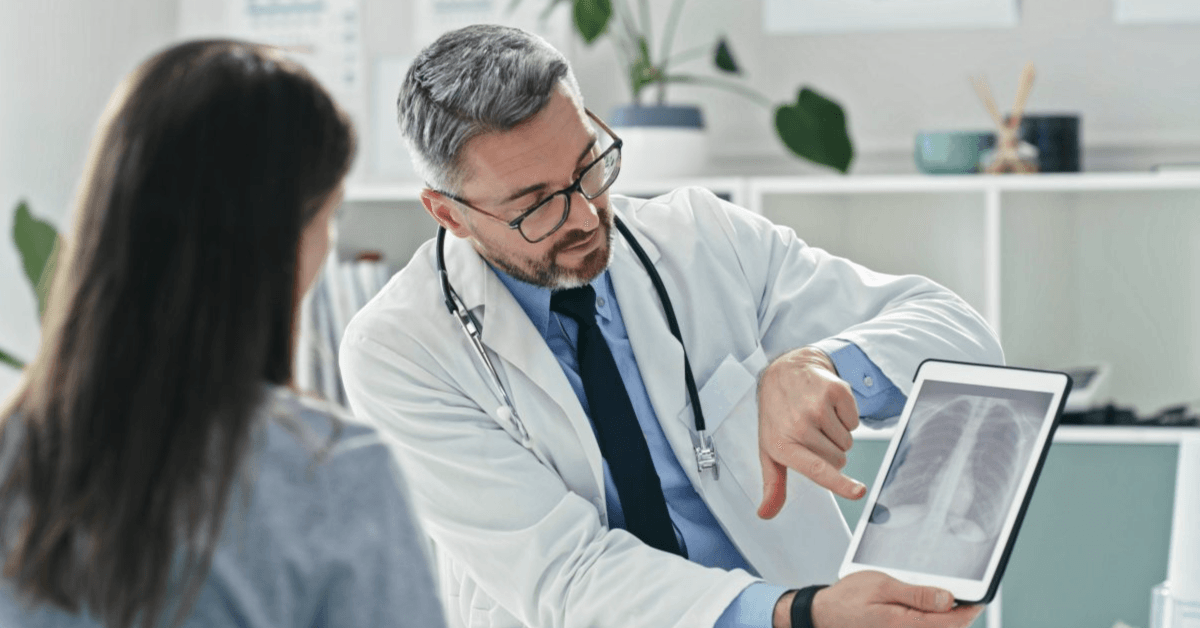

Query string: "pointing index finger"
[[777, 444, 866, 500]]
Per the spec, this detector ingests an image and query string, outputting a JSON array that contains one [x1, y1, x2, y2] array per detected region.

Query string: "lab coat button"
[[864, 376, 874, 387]]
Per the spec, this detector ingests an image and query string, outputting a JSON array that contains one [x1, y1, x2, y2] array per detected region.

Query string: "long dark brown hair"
[[0, 40, 355, 628]]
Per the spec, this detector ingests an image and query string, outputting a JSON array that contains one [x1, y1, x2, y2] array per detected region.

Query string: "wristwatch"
[[789, 584, 829, 628]]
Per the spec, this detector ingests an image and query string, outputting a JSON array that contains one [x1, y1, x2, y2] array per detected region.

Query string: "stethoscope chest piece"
[[695, 431, 718, 479]]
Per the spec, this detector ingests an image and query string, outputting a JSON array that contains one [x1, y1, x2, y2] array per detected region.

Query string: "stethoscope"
[[436, 217, 719, 479]]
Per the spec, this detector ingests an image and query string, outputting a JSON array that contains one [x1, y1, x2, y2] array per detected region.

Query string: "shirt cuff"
[[824, 341, 907, 422], [715, 582, 792, 628]]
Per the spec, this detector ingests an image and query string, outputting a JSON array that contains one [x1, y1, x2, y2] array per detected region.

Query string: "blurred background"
[[4, 2, 1200, 627]]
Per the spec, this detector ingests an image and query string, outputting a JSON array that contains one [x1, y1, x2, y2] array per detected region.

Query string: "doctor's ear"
[[420, 189, 471, 239]]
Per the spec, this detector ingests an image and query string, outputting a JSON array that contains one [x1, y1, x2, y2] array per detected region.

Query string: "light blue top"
[[0, 388, 445, 628], [494, 267, 905, 628]]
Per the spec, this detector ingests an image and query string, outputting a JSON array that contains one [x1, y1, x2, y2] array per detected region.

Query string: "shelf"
[[345, 183, 424, 202], [345, 177, 751, 205], [346, 172, 1200, 202], [750, 171, 1200, 194], [611, 176, 750, 206], [853, 424, 1198, 445]]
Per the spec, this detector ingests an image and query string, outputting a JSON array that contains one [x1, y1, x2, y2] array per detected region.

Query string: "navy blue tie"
[[551, 285, 684, 556]]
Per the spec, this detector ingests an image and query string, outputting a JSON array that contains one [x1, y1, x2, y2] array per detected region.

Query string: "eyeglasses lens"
[[520, 196, 569, 242], [519, 145, 622, 242]]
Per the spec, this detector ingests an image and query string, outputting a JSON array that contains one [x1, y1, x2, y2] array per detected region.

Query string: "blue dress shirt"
[[493, 267, 905, 628]]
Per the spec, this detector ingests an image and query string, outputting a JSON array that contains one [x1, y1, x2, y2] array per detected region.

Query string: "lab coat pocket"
[[684, 347, 769, 506], [691, 349, 763, 435]]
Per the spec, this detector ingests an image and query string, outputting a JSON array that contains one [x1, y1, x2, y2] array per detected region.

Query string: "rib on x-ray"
[[853, 392, 1041, 580]]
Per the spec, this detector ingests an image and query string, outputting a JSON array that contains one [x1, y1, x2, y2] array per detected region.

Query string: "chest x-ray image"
[[853, 381, 1054, 580]]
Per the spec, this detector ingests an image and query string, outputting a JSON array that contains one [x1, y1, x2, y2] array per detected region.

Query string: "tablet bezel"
[[838, 359, 1072, 604]]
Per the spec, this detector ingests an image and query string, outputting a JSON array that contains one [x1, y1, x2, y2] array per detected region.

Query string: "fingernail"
[[854, 481, 867, 497], [937, 591, 951, 608]]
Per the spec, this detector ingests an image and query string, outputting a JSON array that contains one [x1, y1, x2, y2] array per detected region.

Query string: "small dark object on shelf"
[[1019, 114, 1081, 173], [1061, 403, 1137, 426], [1141, 404, 1199, 427], [1061, 403, 1199, 427]]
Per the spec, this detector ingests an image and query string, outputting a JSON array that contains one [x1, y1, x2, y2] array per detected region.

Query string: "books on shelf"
[[295, 252, 392, 408]]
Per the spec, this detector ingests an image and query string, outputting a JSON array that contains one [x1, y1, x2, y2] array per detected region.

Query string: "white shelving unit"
[[342, 171, 1200, 437], [746, 172, 1200, 423]]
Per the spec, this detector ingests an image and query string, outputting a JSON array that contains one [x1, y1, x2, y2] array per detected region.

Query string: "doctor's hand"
[[811, 571, 984, 628], [756, 345, 865, 519]]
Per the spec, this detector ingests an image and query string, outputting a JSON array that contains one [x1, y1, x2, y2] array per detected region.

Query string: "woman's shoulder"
[[220, 387, 415, 567], [256, 387, 397, 490], [190, 389, 430, 627]]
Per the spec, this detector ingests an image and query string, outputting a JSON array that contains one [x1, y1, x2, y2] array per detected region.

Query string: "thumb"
[[887, 582, 955, 613], [757, 449, 788, 519]]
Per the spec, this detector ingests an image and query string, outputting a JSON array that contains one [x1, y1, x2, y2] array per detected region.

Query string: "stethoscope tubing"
[[436, 215, 715, 475]]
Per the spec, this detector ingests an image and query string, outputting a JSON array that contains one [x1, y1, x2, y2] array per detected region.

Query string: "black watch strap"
[[789, 584, 829, 628]]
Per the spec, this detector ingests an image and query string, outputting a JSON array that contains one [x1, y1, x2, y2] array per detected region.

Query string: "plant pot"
[[609, 104, 708, 179]]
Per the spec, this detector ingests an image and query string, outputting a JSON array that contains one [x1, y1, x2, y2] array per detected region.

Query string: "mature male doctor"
[[340, 24, 1001, 628]]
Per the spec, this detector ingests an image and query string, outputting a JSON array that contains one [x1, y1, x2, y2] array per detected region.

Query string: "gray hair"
[[397, 24, 583, 193]]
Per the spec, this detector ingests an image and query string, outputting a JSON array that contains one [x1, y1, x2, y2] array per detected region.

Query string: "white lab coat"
[[339, 187, 1004, 628]]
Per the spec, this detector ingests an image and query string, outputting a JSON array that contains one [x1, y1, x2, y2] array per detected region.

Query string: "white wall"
[[0, 0, 179, 398], [290, 0, 1200, 178], [563, 0, 1200, 174], [178, 0, 1200, 177]]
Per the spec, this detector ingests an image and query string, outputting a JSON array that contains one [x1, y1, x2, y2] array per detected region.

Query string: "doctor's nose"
[[566, 189, 600, 229]]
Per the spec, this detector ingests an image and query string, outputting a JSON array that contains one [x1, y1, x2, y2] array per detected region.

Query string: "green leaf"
[[13, 200, 61, 317], [774, 87, 854, 173], [573, 0, 612, 44], [713, 37, 739, 74], [0, 346, 25, 370], [629, 37, 658, 100]]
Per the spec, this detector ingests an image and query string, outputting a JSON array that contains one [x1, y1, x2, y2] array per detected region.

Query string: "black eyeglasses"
[[444, 109, 623, 243]]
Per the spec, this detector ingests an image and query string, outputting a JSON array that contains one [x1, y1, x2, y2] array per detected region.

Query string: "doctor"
[[340, 24, 1001, 628]]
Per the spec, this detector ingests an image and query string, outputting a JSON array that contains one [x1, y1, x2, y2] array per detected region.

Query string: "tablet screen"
[[851, 380, 1056, 580]]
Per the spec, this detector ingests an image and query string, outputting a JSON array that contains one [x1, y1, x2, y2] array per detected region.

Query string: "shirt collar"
[[490, 265, 615, 337]]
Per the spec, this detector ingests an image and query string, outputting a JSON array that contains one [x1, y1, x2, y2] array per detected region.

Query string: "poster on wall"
[[412, 0, 572, 49], [376, 0, 571, 180], [763, 0, 1020, 33], [372, 55, 416, 180], [1113, 0, 1200, 24], [413, 0, 498, 48], [225, 0, 366, 130]]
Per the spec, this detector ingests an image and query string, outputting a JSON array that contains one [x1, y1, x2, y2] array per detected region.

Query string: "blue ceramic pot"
[[610, 104, 704, 129], [914, 131, 996, 174]]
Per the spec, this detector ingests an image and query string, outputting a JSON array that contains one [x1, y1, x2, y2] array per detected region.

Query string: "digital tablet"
[[839, 359, 1072, 604]]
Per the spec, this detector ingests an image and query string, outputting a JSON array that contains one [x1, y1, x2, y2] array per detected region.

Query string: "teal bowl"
[[915, 131, 996, 174]]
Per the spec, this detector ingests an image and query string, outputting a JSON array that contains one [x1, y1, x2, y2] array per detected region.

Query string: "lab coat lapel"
[[608, 221, 700, 484], [442, 234, 605, 489]]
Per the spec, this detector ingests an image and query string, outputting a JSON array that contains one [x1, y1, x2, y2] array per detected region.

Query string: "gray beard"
[[488, 211, 616, 289]]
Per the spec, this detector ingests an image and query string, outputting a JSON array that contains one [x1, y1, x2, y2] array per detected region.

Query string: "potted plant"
[[1, 200, 60, 370], [516, 0, 854, 175]]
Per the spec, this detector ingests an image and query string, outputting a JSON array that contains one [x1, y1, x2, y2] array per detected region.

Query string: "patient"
[[0, 40, 445, 628]]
